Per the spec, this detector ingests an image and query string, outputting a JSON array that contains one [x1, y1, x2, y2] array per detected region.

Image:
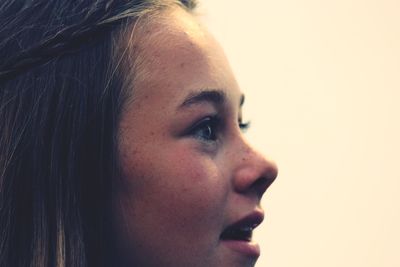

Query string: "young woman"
[[0, 0, 278, 266]]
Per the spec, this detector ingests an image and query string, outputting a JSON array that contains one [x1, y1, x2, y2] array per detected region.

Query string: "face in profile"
[[115, 6, 278, 267]]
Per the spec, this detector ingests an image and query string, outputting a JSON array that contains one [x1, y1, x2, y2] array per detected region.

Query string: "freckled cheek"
[[119, 142, 230, 228], [158, 155, 229, 226], [173, 150, 223, 186]]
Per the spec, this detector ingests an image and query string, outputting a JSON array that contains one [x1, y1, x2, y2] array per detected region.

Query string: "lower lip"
[[221, 240, 261, 257]]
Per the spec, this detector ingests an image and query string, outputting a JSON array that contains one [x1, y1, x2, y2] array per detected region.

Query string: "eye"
[[239, 120, 251, 133], [189, 116, 220, 141]]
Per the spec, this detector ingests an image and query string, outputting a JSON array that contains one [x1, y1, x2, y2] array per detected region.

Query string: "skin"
[[115, 6, 278, 267]]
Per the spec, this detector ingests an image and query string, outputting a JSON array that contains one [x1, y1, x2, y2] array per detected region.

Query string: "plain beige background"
[[199, 1, 400, 267]]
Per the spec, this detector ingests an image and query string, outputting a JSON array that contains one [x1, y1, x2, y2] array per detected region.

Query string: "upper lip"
[[220, 209, 265, 240]]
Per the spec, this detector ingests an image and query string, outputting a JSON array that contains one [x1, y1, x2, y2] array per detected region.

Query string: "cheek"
[[119, 142, 230, 230], [166, 155, 226, 218], [115, 144, 231, 265], [132, 146, 229, 220]]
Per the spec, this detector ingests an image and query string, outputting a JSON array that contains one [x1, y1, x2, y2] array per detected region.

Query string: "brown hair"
[[0, 0, 196, 266]]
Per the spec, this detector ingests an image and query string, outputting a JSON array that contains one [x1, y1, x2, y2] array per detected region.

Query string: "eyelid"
[[186, 114, 220, 133], [183, 111, 250, 143], [238, 119, 251, 132], [184, 114, 222, 145]]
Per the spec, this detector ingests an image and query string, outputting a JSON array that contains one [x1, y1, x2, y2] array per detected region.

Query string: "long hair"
[[0, 0, 196, 266]]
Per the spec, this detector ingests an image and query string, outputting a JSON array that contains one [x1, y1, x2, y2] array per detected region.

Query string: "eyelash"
[[239, 121, 250, 132], [188, 115, 251, 142], [189, 115, 221, 142]]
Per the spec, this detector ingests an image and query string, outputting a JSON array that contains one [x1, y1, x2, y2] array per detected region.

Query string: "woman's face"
[[115, 7, 278, 267]]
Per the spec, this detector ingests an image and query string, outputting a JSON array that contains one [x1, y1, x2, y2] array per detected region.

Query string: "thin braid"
[[0, 0, 196, 83]]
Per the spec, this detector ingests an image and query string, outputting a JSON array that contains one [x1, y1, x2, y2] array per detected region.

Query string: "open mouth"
[[219, 210, 264, 257], [220, 223, 255, 242], [220, 211, 264, 241]]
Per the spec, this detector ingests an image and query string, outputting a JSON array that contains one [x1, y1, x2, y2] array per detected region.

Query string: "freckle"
[[150, 131, 155, 136], [180, 62, 185, 68]]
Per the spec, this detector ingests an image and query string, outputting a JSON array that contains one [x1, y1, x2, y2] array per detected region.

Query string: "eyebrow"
[[179, 89, 245, 110], [179, 89, 226, 110]]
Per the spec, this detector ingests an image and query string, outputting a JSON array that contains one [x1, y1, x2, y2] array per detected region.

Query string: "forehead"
[[122, 6, 241, 112], [136, 7, 214, 67]]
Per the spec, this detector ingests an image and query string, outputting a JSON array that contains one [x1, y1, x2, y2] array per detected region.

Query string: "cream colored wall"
[[199, 1, 400, 266]]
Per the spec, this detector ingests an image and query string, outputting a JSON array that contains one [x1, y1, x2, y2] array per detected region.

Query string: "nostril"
[[233, 145, 278, 197], [251, 176, 274, 199], [251, 162, 278, 199]]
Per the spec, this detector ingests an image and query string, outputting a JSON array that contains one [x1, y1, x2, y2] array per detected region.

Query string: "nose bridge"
[[232, 138, 278, 198]]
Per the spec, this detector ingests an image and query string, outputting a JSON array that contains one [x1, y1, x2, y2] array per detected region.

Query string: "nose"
[[233, 142, 278, 200]]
